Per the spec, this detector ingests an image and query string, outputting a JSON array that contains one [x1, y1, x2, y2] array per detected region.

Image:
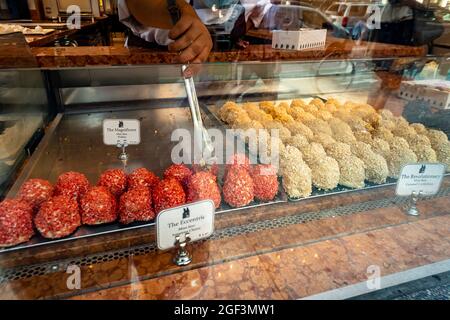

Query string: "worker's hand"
[[168, 5, 213, 64]]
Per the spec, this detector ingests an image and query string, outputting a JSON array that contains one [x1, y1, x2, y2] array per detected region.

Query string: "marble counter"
[[1, 35, 428, 69], [0, 178, 449, 300]]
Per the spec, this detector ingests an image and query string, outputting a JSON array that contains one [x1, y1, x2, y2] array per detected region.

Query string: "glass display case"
[[0, 56, 449, 299]]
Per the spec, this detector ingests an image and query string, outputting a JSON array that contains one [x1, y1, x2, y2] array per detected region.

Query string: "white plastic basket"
[[272, 29, 327, 51]]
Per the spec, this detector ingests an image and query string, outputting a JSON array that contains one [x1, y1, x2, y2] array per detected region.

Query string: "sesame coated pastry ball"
[[127, 168, 160, 191], [323, 102, 338, 113], [97, 169, 127, 197], [388, 136, 411, 150], [325, 98, 342, 107], [279, 146, 312, 198], [152, 178, 186, 213], [80, 186, 118, 225], [250, 164, 279, 202], [54, 171, 90, 201], [300, 142, 328, 163], [310, 157, 341, 191], [290, 99, 307, 109], [350, 141, 389, 184], [295, 143, 340, 190], [328, 117, 356, 143], [378, 109, 395, 120], [186, 171, 221, 208], [283, 121, 314, 140], [287, 134, 310, 151], [219, 101, 242, 124], [386, 144, 418, 178], [243, 103, 273, 123], [391, 123, 417, 139], [410, 123, 427, 135], [35, 195, 81, 239], [119, 187, 155, 224], [288, 107, 316, 122], [262, 121, 292, 142], [326, 143, 365, 189], [373, 127, 395, 142], [309, 98, 325, 109], [223, 167, 254, 208], [325, 142, 352, 159], [312, 109, 333, 121], [301, 103, 319, 114], [434, 141, 450, 172], [303, 118, 333, 136], [427, 129, 448, 147], [354, 131, 373, 144], [17, 178, 54, 211], [233, 119, 264, 131], [0, 199, 34, 247], [379, 118, 396, 131], [311, 133, 336, 148], [277, 102, 291, 113], [230, 112, 252, 128], [405, 134, 437, 163], [369, 138, 391, 159]]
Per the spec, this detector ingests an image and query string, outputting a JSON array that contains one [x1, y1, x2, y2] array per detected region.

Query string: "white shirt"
[[118, 0, 271, 46]]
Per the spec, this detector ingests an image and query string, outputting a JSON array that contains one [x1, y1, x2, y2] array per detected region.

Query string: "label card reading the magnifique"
[[103, 119, 140, 145], [156, 200, 215, 250], [396, 163, 446, 197]]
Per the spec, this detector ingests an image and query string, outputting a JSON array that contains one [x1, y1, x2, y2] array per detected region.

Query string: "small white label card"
[[103, 119, 141, 145], [396, 163, 446, 197], [156, 200, 215, 250]]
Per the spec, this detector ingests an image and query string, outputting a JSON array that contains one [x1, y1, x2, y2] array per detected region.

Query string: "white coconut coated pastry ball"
[[350, 141, 389, 184], [280, 146, 312, 198]]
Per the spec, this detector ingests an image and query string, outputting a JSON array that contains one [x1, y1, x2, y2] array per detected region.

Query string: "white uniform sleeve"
[[118, 0, 189, 46], [240, 0, 272, 28]]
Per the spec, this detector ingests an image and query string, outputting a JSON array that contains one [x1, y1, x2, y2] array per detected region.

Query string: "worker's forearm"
[[126, 0, 189, 29]]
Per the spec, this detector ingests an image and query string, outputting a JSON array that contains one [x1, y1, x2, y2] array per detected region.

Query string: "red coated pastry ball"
[[192, 163, 219, 179], [35, 195, 81, 239], [127, 168, 159, 191], [119, 187, 155, 224], [152, 178, 186, 214], [250, 164, 279, 202], [17, 178, 54, 211], [54, 171, 90, 201], [0, 199, 34, 247], [223, 167, 254, 208], [225, 154, 251, 180], [80, 186, 118, 225], [187, 171, 221, 208], [97, 169, 127, 197], [163, 164, 192, 187]]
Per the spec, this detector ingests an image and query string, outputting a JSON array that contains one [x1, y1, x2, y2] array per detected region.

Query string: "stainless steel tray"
[[1, 105, 287, 254], [202, 101, 450, 202]]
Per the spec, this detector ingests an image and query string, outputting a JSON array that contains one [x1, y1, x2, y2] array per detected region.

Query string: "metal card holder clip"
[[173, 233, 192, 266], [406, 190, 423, 216]]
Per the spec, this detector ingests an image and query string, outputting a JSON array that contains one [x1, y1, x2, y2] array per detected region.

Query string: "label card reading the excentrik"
[[156, 200, 215, 250], [396, 163, 446, 197], [103, 119, 140, 146]]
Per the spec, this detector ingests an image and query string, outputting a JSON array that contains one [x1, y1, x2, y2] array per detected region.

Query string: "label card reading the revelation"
[[156, 200, 215, 250], [396, 163, 446, 197], [103, 119, 141, 145]]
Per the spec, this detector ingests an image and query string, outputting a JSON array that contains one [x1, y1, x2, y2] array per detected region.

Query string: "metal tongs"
[[181, 65, 215, 167], [169, 2, 215, 167]]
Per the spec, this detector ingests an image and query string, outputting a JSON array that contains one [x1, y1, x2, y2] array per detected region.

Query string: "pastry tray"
[[202, 100, 449, 202]]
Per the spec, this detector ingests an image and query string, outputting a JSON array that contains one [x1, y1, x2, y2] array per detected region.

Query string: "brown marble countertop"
[[24, 17, 110, 47], [25, 36, 427, 68], [0, 177, 449, 300]]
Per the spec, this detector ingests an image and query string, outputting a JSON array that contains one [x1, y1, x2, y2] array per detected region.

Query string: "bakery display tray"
[[202, 100, 450, 203], [0, 106, 287, 254]]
